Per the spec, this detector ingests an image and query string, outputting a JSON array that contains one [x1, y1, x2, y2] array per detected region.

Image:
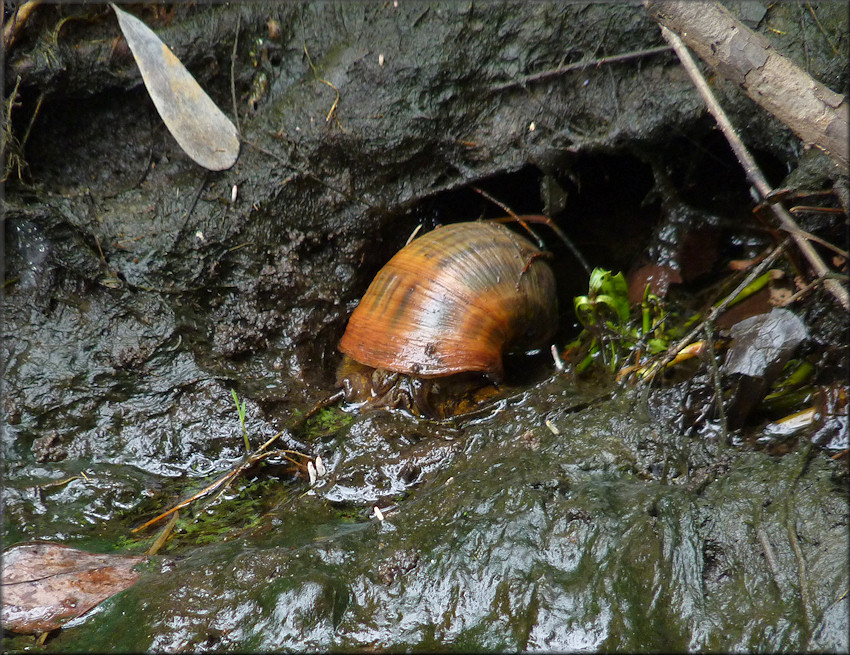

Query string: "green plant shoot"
[[231, 389, 250, 452]]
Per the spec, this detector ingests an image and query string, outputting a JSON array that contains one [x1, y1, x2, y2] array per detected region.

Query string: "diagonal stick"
[[659, 25, 848, 312]]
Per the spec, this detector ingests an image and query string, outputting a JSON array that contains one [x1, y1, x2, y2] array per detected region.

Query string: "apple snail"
[[336, 221, 558, 416]]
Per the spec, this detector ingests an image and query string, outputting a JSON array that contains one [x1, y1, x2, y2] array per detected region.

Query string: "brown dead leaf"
[[2, 542, 147, 634], [627, 263, 682, 304]]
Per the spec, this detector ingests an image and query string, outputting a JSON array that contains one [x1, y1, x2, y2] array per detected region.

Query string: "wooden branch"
[[657, 24, 850, 311], [645, 0, 849, 170], [489, 45, 673, 92]]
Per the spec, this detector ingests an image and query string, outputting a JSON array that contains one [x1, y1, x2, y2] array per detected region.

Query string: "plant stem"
[[231, 389, 250, 452]]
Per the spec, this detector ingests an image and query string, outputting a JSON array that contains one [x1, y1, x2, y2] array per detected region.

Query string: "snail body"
[[337, 221, 558, 416]]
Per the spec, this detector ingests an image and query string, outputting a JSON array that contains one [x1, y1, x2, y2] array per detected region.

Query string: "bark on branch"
[[645, 0, 849, 170], [656, 24, 850, 311]]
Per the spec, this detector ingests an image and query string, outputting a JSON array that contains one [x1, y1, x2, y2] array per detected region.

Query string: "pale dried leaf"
[[112, 4, 239, 171]]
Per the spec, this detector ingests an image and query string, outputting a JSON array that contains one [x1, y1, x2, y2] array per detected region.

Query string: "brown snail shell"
[[338, 221, 558, 382]]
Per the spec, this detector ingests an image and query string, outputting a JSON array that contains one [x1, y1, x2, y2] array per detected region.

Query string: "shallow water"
[[3, 372, 848, 651]]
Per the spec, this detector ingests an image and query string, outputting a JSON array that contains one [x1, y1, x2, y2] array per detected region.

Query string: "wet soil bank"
[[3, 2, 848, 651]]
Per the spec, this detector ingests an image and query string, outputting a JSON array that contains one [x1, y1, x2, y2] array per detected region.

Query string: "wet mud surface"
[[3, 2, 848, 651]]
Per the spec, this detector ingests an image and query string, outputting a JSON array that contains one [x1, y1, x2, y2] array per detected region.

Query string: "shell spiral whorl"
[[338, 221, 558, 381]]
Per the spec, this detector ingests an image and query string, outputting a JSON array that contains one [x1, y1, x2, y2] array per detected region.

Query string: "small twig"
[[798, 9, 811, 76], [3, 0, 42, 51], [133, 481, 224, 533], [758, 200, 849, 257], [261, 449, 310, 469], [303, 43, 341, 123], [659, 25, 849, 312], [471, 186, 544, 245], [4, 75, 21, 126], [92, 233, 108, 266], [230, 13, 242, 135], [19, 92, 44, 153], [304, 390, 345, 420], [255, 429, 284, 453], [786, 519, 813, 632], [405, 223, 424, 246], [805, 1, 839, 56], [641, 240, 788, 382], [3, 76, 24, 181], [789, 205, 846, 216], [550, 344, 565, 372], [226, 241, 253, 253], [131, 431, 295, 533], [146, 510, 179, 556], [324, 81, 341, 123], [131, 469, 241, 533], [490, 45, 673, 92], [704, 321, 728, 446], [132, 125, 156, 190], [781, 269, 847, 306], [755, 527, 783, 590], [766, 188, 838, 204], [471, 186, 520, 220], [33, 472, 90, 492], [472, 187, 591, 275], [779, 218, 848, 258]]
